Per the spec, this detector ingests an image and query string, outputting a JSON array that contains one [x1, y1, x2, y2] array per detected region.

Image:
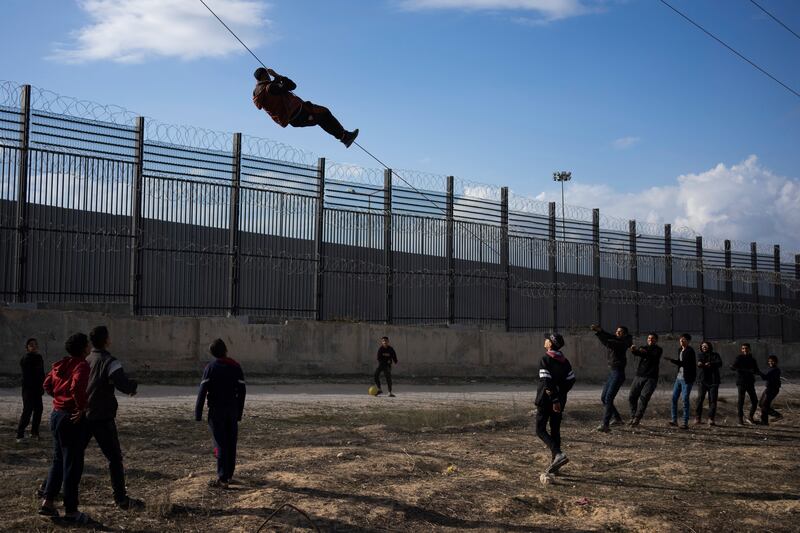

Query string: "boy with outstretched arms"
[[17, 337, 45, 442], [85, 326, 142, 509], [590, 324, 632, 432], [39, 333, 92, 524], [758, 355, 781, 425], [535, 333, 576, 475], [731, 343, 760, 425], [694, 341, 722, 426], [666, 333, 696, 429], [374, 336, 398, 397], [195, 339, 246, 488], [627, 332, 663, 426]]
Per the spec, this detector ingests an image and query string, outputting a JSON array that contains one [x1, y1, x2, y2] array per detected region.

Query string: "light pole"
[[552, 171, 572, 243]]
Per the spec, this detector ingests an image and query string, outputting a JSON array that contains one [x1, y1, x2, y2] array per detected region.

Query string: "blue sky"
[[1, 0, 799, 250]]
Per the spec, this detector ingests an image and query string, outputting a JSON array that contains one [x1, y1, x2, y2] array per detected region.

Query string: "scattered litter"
[[576, 497, 591, 506]]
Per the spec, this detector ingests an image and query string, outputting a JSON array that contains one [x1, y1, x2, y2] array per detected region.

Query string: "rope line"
[[197, 0, 268, 69]]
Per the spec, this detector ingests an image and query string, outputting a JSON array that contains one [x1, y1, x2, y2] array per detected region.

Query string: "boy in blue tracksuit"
[[195, 339, 246, 488], [535, 333, 576, 475]]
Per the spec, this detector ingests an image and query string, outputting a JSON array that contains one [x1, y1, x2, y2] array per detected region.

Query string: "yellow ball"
[[368, 385, 379, 396]]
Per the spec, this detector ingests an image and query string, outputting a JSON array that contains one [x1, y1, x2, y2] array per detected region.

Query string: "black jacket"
[[535, 350, 576, 408], [86, 349, 138, 421], [631, 345, 662, 379], [760, 367, 781, 393], [595, 330, 632, 370], [20, 351, 45, 394], [731, 354, 760, 386], [195, 357, 246, 421], [696, 348, 722, 385], [377, 346, 398, 366], [666, 346, 696, 384]]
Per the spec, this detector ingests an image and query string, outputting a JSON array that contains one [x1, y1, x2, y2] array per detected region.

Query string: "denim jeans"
[[671, 378, 693, 424], [601, 369, 625, 426], [44, 410, 88, 513]]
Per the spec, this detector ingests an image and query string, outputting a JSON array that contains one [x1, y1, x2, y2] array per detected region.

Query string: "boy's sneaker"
[[629, 418, 640, 427], [115, 496, 145, 510], [737, 418, 745, 426], [745, 416, 756, 425], [375, 389, 383, 396], [679, 423, 689, 430], [388, 393, 396, 398], [708, 419, 716, 426], [546, 453, 569, 475], [15, 437, 24, 443], [595, 424, 610, 433], [694, 417, 702, 425], [610, 417, 624, 426], [341, 129, 359, 148], [208, 479, 229, 489]]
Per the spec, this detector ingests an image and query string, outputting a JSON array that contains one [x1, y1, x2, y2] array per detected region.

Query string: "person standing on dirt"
[[85, 326, 143, 509], [627, 333, 663, 427], [17, 337, 45, 442], [195, 339, 247, 488], [694, 341, 722, 426], [666, 333, 696, 430], [374, 337, 398, 397], [535, 333, 576, 475], [757, 355, 782, 425], [590, 324, 632, 432], [730, 343, 760, 426]]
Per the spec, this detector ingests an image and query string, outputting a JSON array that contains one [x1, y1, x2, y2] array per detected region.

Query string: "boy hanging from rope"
[[252, 68, 359, 148]]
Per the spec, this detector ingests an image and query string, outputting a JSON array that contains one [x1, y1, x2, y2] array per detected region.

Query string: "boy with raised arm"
[[535, 333, 576, 475], [694, 341, 722, 426], [590, 324, 632, 432], [666, 333, 696, 429], [627, 332, 663, 426]]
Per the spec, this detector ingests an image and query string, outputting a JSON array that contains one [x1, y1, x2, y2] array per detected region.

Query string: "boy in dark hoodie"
[[590, 324, 632, 432], [694, 341, 722, 426], [195, 339, 247, 488], [17, 337, 45, 442], [730, 343, 760, 425], [666, 333, 696, 429], [758, 355, 781, 425], [627, 333, 663, 426], [535, 333, 576, 475], [85, 326, 141, 509], [374, 336, 398, 397], [39, 333, 92, 524]]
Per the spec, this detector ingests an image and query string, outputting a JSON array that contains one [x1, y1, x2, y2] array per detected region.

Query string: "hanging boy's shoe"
[[341, 129, 359, 148], [546, 453, 569, 475]]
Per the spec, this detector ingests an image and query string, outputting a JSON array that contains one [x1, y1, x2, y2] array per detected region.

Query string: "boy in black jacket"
[[590, 324, 632, 432], [666, 333, 696, 429], [17, 338, 45, 442], [374, 337, 398, 397], [627, 333, 663, 426], [535, 333, 575, 475], [731, 343, 760, 425], [758, 355, 781, 425], [195, 339, 246, 488], [85, 326, 142, 509], [694, 341, 722, 426]]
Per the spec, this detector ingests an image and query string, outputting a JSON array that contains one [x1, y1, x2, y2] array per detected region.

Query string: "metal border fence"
[[1, 82, 798, 341]]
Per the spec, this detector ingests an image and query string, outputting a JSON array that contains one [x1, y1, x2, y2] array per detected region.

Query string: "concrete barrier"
[[1, 306, 798, 381]]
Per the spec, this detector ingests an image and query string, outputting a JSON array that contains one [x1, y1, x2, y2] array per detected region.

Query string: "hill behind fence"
[[0, 81, 798, 341]]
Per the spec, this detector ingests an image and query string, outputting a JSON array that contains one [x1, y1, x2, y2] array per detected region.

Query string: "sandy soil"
[[1, 382, 798, 532]]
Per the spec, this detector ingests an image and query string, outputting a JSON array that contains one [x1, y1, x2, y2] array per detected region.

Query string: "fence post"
[[696, 236, 705, 338], [384, 169, 393, 324], [129, 116, 145, 315], [664, 224, 674, 335], [724, 240, 733, 340], [629, 220, 639, 335], [314, 158, 326, 321], [14, 84, 31, 304], [446, 176, 455, 325], [549, 202, 557, 331], [227, 133, 242, 316], [593, 209, 601, 327], [751, 242, 760, 339], [774, 245, 783, 343], [501, 187, 510, 332]]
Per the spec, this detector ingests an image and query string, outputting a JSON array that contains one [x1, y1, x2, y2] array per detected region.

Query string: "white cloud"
[[612, 136, 641, 150], [399, 0, 593, 21], [531, 156, 800, 251], [51, 0, 272, 63]]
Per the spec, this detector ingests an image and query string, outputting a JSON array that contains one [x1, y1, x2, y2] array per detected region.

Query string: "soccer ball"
[[540, 473, 555, 485], [368, 385, 379, 396]]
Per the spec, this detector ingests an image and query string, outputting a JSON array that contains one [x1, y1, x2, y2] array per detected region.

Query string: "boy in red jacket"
[[39, 333, 92, 524]]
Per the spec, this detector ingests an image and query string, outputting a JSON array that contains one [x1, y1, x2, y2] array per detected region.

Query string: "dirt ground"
[[1, 382, 798, 532]]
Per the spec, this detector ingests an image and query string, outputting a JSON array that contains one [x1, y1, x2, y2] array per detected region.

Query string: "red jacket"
[[43, 356, 90, 414]]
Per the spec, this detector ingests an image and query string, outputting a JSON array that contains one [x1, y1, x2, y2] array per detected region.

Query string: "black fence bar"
[[549, 202, 557, 331], [314, 158, 326, 321], [14, 85, 31, 303], [384, 169, 393, 324], [751, 242, 760, 339], [446, 175, 455, 325], [630, 220, 639, 335], [593, 209, 601, 326], [129, 116, 145, 314], [775, 245, 783, 343], [665, 224, 674, 334], [501, 187, 509, 332], [228, 133, 242, 316], [724, 240, 733, 340], [697, 236, 705, 338]]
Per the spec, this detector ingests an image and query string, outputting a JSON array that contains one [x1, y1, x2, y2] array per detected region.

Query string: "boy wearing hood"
[[627, 333, 663, 426], [694, 341, 722, 426], [535, 333, 576, 475], [195, 339, 247, 488], [590, 324, 632, 432], [39, 333, 92, 524], [731, 343, 760, 425], [666, 333, 696, 429], [757, 355, 781, 425], [17, 337, 45, 442]]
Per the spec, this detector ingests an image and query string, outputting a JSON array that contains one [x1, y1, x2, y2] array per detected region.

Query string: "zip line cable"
[[195, 0, 504, 257], [748, 0, 800, 42], [658, 0, 800, 99]]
